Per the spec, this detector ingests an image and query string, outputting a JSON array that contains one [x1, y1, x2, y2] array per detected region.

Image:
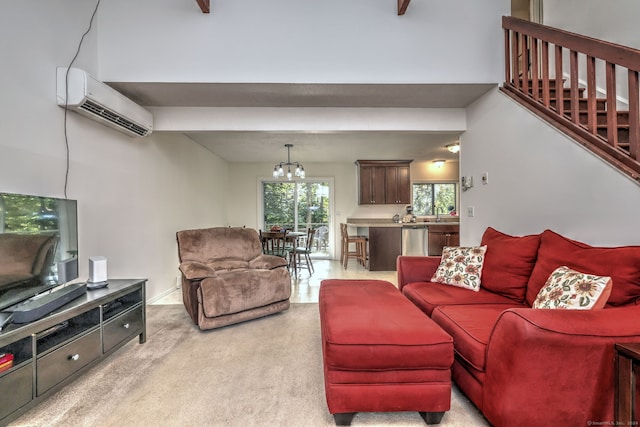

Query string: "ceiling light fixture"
[[433, 160, 446, 168], [273, 144, 305, 180], [447, 142, 460, 153]]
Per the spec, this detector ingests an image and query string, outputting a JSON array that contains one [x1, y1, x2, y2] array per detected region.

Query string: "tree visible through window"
[[412, 183, 457, 216], [262, 180, 331, 257], [262, 181, 330, 231]]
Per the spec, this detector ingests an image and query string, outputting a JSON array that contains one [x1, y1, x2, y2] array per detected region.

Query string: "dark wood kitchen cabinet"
[[356, 160, 412, 205], [385, 165, 411, 204], [358, 164, 386, 205], [428, 225, 460, 256]]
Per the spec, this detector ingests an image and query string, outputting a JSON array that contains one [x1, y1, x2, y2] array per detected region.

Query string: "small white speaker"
[[87, 256, 108, 289]]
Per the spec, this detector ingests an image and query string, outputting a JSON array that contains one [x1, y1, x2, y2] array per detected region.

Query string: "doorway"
[[260, 179, 333, 259], [511, 0, 543, 23]]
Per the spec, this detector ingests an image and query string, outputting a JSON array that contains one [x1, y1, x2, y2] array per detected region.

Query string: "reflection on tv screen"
[[0, 193, 78, 311]]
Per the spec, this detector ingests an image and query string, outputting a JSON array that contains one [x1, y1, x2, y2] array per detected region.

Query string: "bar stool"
[[340, 223, 367, 269]]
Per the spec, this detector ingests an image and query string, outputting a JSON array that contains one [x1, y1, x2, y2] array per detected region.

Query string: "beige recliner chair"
[[176, 227, 291, 330]]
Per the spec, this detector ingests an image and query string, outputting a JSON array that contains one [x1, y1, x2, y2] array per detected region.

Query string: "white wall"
[[6, 0, 639, 299], [0, 1, 228, 301], [543, 1, 640, 106], [544, 0, 640, 49], [412, 160, 459, 182], [460, 88, 640, 247], [456, 0, 640, 247], [97, 0, 509, 84]]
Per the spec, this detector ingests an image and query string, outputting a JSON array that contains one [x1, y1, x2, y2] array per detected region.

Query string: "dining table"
[[261, 230, 306, 277], [261, 230, 306, 242]]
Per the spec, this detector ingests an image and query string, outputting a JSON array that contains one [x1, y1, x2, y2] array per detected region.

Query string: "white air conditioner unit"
[[56, 67, 153, 137]]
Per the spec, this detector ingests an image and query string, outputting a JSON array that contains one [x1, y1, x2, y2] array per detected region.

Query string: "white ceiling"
[[109, 82, 496, 163], [184, 131, 462, 163]]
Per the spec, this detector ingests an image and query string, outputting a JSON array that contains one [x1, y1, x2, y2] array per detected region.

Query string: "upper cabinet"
[[356, 160, 412, 205]]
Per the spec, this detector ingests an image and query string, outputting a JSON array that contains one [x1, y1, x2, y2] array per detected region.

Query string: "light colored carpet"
[[10, 304, 489, 427]]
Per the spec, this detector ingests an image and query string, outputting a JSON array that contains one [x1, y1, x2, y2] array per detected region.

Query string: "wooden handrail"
[[503, 17, 640, 71], [501, 16, 640, 182]]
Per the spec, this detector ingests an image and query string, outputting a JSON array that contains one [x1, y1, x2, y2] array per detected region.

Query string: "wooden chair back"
[[263, 230, 289, 258]]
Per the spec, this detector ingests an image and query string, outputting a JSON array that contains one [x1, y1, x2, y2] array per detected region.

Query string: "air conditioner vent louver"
[[56, 67, 153, 138], [79, 100, 150, 137]]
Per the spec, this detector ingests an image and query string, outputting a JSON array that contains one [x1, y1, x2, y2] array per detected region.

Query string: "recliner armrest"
[[179, 261, 217, 280], [249, 254, 289, 270]]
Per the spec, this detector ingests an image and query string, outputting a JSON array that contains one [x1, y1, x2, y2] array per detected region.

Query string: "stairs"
[[520, 79, 631, 154], [502, 16, 640, 183]]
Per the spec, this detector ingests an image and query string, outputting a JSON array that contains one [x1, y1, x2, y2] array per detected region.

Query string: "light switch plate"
[[482, 172, 489, 185], [467, 206, 475, 217]]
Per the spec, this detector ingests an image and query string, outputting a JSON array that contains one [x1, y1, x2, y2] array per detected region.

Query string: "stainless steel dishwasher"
[[401, 224, 429, 256]]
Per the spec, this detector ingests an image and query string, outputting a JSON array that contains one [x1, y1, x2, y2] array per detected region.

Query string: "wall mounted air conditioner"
[[56, 67, 153, 137]]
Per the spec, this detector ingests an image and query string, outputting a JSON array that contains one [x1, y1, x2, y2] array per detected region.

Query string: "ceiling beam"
[[197, 0, 407, 15], [398, 0, 411, 15], [196, 0, 210, 13]]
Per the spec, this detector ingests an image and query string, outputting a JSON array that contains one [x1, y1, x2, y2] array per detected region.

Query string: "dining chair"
[[263, 229, 290, 261], [293, 228, 316, 276], [315, 225, 329, 252], [259, 229, 269, 252]]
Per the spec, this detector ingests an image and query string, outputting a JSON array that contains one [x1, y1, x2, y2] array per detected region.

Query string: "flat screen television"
[[0, 192, 78, 313]]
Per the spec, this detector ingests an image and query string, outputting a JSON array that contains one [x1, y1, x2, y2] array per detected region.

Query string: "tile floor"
[[154, 259, 398, 305]]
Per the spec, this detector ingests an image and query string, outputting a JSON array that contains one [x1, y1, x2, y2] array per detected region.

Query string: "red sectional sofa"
[[397, 227, 640, 427]]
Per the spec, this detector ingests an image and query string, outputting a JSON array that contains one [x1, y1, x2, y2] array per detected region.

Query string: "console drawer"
[[36, 329, 101, 395], [103, 305, 143, 353], [0, 364, 33, 419]]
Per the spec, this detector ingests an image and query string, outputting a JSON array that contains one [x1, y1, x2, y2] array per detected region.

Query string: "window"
[[412, 183, 457, 215], [261, 180, 332, 258]]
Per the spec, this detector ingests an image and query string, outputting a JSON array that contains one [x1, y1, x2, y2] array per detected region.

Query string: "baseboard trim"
[[148, 286, 180, 305]]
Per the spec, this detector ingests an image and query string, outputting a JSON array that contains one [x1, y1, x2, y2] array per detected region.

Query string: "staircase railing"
[[501, 16, 640, 182]]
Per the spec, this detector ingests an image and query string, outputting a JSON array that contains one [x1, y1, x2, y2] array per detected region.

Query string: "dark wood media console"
[[0, 279, 146, 425]]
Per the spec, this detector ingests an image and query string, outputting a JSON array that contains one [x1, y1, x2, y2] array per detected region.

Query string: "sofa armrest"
[[396, 256, 441, 291], [249, 254, 289, 270], [482, 306, 640, 426], [179, 261, 217, 280]]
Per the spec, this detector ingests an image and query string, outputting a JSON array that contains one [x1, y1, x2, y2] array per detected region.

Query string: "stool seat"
[[339, 223, 367, 269]]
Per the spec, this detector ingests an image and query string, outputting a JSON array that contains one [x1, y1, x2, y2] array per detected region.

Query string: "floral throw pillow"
[[431, 246, 487, 292], [533, 266, 612, 310]]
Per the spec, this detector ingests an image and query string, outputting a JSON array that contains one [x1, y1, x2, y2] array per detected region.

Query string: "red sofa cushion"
[[403, 281, 520, 316], [526, 229, 640, 307], [480, 227, 541, 303], [431, 305, 514, 373]]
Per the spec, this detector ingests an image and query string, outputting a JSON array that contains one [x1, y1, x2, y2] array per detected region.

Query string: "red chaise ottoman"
[[319, 279, 453, 425]]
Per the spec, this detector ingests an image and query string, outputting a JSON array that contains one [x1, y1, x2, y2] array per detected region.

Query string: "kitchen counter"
[[344, 219, 460, 271], [346, 218, 459, 227]]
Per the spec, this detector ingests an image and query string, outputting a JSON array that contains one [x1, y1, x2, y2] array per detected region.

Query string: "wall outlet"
[[467, 206, 475, 217]]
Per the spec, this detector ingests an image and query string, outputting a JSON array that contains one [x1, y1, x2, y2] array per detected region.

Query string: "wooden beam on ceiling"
[[398, 0, 411, 15], [196, 0, 210, 14], [197, 0, 407, 15]]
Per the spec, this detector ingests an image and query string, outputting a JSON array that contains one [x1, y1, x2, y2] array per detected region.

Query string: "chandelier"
[[272, 144, 305, 180]]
